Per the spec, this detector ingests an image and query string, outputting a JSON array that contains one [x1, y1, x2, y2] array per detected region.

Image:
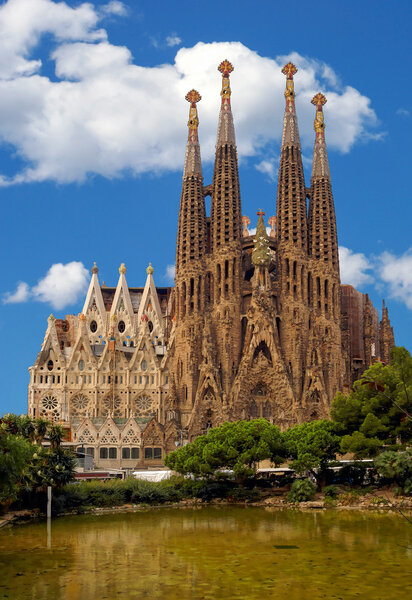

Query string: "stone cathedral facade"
[[28, 61, 395, 469]]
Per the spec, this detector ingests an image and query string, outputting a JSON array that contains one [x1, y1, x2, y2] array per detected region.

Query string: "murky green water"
[[0, 507, 411, 599]]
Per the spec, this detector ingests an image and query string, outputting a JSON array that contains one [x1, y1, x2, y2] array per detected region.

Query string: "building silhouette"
[[28, 61, 394, 468]]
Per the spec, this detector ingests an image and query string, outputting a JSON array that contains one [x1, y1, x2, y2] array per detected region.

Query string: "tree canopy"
[[331, 347, 412, 456], [165, 419, 285, 480]]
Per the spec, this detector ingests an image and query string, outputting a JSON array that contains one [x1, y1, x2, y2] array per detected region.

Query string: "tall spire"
[[210, 60, 242, 251], [216, 59, 236, 146], [380, 300, 395, 363], [308, 93, 338, 270], [276, 62, 307, 252], [311, 92, 330, 180], [176, 89, 207, 275], [183, 89, 202, 177], [281, 62, 300, 149]]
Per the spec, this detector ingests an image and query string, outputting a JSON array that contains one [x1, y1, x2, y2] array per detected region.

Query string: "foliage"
[[374, 449, 412, 494], [323, 485, 338, 499], [287, 479, 316, 503], [283, 420, 340, 486], [165, 419, 286, 480], [331, 347, 412, 448], [339, 431, 382, 458], [0, 414, 75, 508], [0, 430, 34, 505]]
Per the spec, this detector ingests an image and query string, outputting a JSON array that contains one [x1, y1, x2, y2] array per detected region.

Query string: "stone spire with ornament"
[[308, 93, 339, 273], [276, 62, 308, 256], [176, 89, 207, 277]]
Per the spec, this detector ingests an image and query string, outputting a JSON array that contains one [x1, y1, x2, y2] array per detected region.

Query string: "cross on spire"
[[311, 92, 327, 108], [185, 89, 201, 106], [257, 208, 265, 217], [218, 60, 234, 76], [282, 62, 297, 79]]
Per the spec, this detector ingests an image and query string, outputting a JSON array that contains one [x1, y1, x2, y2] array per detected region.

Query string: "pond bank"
[[2, 489, 411, 528]]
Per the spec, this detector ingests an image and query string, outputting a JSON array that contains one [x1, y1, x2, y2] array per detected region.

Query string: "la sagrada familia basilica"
[[28, 61, 394, 469]]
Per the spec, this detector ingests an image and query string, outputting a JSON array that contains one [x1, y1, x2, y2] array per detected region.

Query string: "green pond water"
[[0, 507, 411, 599]]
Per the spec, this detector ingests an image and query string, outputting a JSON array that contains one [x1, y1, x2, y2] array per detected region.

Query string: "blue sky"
[[1, 0, 411, 415]]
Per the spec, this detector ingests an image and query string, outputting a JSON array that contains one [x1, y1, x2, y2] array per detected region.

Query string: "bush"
[[229, 486, 259, 502], [324, 485, 338, 499], [287, 479, 316, 503]]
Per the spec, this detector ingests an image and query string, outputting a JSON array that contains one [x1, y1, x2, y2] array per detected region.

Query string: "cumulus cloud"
[[0, 1, 379, 185], [166, 34, 182, 48], [396, 107, 410, 117], [255, 159, 277, 181], [339, 246, 373, 288], [3, 261, 89, 310], [3, 281, 30, 304], [165, 264, 176, 282], [100, 1, 127, 17], [378, 249, 412, 310]]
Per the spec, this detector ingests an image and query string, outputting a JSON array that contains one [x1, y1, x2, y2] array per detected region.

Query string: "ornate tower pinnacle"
[[308, 92, 338, 271], [311, 93, 330, 180], [276, 62, 307, 251], [216, 60, 236, 146], [176, 89, 207, 275], [183, 89, 202, 177], [281, 62, 300, 149]]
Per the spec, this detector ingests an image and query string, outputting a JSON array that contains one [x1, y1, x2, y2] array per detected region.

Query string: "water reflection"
[[0, 507, 411, 600]]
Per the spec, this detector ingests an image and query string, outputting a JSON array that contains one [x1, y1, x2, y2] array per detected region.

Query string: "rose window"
[[134, 395, 154, 418], [71, 395, 89, 417], [102, 396, 122, 417], [42, 396, 58, 410]]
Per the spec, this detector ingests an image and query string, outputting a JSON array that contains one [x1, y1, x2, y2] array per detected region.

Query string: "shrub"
[[229, 487, 259, 502], [324, 485, 338, 499], [287, 479, 316, 503]]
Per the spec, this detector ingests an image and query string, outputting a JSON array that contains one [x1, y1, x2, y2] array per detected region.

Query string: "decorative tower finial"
[[185, 89, 201, 143], [216, 60, 236, 146], [218, 59, 234, 107], [91, 261, 98, 274], [119, 263, 126, 275], [310, 92, 330, 180], [268, 216, 276, 238], [242, 215, 250, 237], [183, 89, 203, 178], [280, 62, 300, 149], [146, 262, 154, 275]]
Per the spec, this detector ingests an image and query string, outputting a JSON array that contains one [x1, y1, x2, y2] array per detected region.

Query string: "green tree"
[[374, 448, 412, 494], [331, 347, 412, 449], [283, 420, 340, 488], [0, 429, 34, 505], [165, 419, 286, 480]]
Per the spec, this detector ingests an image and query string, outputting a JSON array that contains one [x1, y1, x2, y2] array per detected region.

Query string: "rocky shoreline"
[[1, 490, 411, 529]]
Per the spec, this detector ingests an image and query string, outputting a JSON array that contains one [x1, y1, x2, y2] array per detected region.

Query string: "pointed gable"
[[120, 417, 142, 445], [142, 418, 164, 446], [137, 264, 164, 330], [75, 418, 98, 444], [98, 416, 120, 444], [82, 263, 106, 327], [110, 263, 135, 330]]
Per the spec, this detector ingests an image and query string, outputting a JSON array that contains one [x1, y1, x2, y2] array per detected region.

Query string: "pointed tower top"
[[91, 261, 98, 274], [146, 262, 154, 275], [252, 210, 271, 267], [216, 59, 236, 146], [311, 92, 330, 180], [183, 89, 203, 177], [281, 62, 300, 149], [119, 262, 126, 275]]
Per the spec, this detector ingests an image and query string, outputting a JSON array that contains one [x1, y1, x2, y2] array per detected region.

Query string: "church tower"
[[303, 93, 342, 417], [275, 63, 309, 402], [208, 60, 243, 398], [173, 90, 208, 426]]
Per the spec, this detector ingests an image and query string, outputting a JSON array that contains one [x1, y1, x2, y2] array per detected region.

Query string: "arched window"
[[249, 401, 259, 419], [263, 401, 272, 419], [47, 360, 53, 371]]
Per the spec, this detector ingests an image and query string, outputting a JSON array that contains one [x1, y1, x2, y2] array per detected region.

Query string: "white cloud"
[[396, 108, 410, 117], [100, 1, 127, 17], [255, 159, 276, 181], [166, 34, 182, 48], [3, 261, 89, 310], [3, 281, 30, 304], [378, 249, 412, 310], [338, 246, 373, 288], [0, 1, 380, 185], [165, 264, 176, 282]]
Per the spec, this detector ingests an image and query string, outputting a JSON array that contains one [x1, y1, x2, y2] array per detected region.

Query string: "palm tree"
[[35, 418, 49, 445]]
